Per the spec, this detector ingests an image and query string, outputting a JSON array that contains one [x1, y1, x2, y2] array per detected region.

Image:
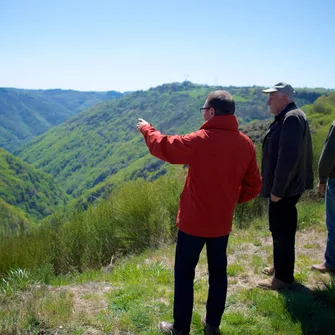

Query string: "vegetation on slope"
[[17, 82, 329, 200], [0, 88, 122, 152], [3, 90, 335, 273], [0, 148, 67, 227], [0, 183, 333, 334], [1, 87, 333, 235], [0, 199, 30, 235]]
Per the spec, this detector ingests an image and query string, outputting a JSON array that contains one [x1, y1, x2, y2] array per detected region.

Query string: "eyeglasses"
[[200, 107, 211, 113]]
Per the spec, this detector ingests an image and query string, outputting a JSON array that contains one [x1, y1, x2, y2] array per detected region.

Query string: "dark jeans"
[[269, 194, 301, 283], [173, 229, 229, 333], [325, 178, 335, 270]]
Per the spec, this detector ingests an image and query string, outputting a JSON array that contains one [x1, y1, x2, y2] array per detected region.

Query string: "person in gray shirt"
[[312, 120, 335, 274]]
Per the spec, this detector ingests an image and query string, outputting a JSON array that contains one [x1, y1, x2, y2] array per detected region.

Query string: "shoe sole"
[[262, 267, 275, 276]]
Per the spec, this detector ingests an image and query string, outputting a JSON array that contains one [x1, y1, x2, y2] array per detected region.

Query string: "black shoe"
[[158, 321, 189, 335], [201, 316, 221, 335], [204, 325, 221, 335]]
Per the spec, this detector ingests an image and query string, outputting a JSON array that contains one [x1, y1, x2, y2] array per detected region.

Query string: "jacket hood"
[[200, 115, 238, 131]]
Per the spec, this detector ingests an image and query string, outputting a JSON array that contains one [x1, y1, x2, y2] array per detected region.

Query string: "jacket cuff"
[[140, 123, 152, 134]]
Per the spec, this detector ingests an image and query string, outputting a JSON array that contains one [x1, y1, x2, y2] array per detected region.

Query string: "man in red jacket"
[[136, 90, 262, 335]]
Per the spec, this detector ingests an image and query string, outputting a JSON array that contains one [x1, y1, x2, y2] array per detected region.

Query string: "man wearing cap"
[[312, 120, 335, 274], [258, 82, 313, 290], [136, 90, 262, 335]]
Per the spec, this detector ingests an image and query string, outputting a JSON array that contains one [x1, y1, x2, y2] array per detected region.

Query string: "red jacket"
[[140, 115, 262, 237]]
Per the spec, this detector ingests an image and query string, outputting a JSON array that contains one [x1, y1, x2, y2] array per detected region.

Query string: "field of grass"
[[1, 200, 334, 335]]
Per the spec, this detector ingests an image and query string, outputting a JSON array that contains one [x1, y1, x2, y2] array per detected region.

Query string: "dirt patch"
[[49, 281, 114, 316], [31, 228, 329, 323], [191, 227, 330, 299]]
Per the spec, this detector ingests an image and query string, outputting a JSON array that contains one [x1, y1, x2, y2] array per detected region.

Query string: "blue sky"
[[1, 0, 334, 92]]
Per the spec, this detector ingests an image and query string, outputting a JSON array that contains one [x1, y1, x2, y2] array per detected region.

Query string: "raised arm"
[[138, 121, 198, 165]]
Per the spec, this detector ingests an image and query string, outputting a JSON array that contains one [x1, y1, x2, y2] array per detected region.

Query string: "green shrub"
[[0, 176, 181, 277], [112, 179, 172, 252]]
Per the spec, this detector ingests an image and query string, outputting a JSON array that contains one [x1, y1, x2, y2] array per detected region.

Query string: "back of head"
[[207, 90, 235, 116]]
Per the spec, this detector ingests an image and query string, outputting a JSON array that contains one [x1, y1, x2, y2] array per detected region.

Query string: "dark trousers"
[[173, 230, 229, 333], [269, 194, 301, 283]]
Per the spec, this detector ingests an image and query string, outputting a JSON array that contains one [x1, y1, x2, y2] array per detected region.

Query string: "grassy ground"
[[1, 201, 335, 335]]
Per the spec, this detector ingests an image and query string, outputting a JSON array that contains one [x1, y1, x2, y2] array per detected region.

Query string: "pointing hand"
[[136, 118, 149, 131]]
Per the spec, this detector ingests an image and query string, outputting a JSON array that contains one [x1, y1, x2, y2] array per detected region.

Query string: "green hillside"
[[0, 148, 68, 226], [0, 88, 122, 152], [17, 82, 329, 200], [0, 199, 30, 235]]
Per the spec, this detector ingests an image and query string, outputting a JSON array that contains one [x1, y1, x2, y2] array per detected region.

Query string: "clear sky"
[[1, 0, 334, 92]]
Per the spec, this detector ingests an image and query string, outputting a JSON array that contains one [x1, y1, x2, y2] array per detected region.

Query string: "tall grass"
[[1, 173, 322, 280], [0, 176, 182, 277]]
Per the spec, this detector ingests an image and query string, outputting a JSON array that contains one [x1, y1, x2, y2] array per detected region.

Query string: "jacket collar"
[[200, 115, 238, 131], [275, 102, 297, 121]]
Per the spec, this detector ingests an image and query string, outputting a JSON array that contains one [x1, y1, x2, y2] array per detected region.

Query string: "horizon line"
[[1, 81, 334, 93]]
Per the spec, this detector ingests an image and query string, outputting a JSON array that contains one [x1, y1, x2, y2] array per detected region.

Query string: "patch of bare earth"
[[25, 228, 328, 332], [142, 228, 330, 299], [50, 281, 114, 316], [194, 227, 329, 298]]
